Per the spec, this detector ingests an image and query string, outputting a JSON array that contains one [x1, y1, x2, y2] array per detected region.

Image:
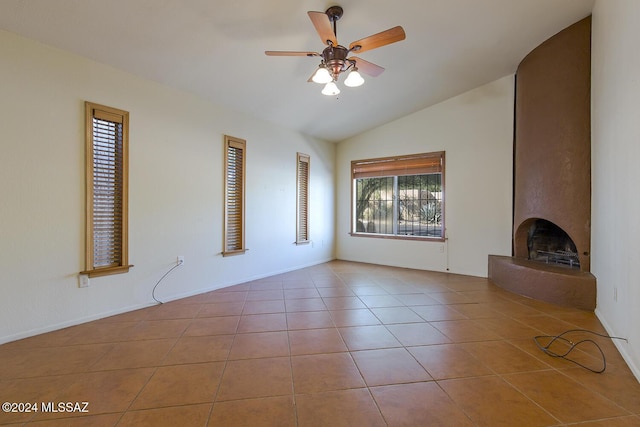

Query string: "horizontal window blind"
[[297, 153, 310, 243], [84, 102, 130, 276], [352, 152, 444, 179], [224, 136, 246, 255], [92, 115, 124, 267]]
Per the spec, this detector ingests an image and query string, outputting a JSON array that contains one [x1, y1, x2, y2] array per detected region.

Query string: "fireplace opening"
[[527, 219, 580, 268]]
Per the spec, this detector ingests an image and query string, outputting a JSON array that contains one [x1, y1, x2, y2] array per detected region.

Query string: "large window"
[[351, 152, 444, 240], [296, 153, 310, 244], [83, 102, 131, 277], [223, 135, 246, 256]]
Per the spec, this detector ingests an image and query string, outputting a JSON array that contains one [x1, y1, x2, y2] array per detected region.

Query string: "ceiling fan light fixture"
[[344, 68, 365, 87], [321, 81, 340, 96], [311, 65, 332, 84], [266, 6, 406, 96]]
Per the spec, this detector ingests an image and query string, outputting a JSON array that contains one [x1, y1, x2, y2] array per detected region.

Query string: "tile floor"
[[1, 260, 639, 426]]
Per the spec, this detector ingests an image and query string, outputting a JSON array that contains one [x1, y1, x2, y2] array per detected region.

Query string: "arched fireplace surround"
[[489, 16, 596, 310]]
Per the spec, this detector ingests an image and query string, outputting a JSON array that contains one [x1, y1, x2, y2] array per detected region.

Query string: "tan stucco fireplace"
[[489, 16, 596, 310]]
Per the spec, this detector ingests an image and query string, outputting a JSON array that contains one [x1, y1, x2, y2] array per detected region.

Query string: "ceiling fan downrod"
[[325, 5, 343, 41]]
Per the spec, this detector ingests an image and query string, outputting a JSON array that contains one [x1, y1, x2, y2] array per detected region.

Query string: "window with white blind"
[[351, 151, 445, 240], [296, 153, 310, 244], [83, 102, 132, 277], [223, 135, 246, 256]]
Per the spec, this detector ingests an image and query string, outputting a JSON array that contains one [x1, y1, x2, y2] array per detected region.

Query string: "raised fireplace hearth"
[[489, 16, 596, 311]]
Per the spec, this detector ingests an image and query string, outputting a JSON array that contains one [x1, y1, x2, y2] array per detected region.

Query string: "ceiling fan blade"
[[348, 57, 385, 77], [349, 26, 406, 54], [265, 51, 320, 57], [308, 11, 337, 46]]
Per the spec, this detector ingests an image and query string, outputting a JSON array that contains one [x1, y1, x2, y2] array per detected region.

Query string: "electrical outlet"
[[78, 274, 89, 288], [439, 244, 445, 253], [177, 256, 185, 266]]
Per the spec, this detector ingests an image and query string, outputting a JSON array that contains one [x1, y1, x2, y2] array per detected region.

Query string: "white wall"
[[336, 76, 514, 277], [0, 30, 335, 343], [591, 0, 640, 379]]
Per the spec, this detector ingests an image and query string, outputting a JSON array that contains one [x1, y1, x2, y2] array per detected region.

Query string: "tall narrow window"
[[83, 102, 131, 277], [351, 151, 445, 240], [296, 153, 310, 244], [223, 135, 246, 256]]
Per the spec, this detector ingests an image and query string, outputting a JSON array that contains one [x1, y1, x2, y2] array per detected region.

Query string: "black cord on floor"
[[151, 263, 181, 304], [534, 329, 628, 373]]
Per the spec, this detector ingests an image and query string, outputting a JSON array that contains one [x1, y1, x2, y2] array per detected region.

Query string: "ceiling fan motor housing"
[[323, 45, 349, 79]]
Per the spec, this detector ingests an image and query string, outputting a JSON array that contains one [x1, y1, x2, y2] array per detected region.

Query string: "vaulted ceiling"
[[0, 0, 594, 142]]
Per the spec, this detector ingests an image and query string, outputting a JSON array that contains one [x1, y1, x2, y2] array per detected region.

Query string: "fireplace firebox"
[[527, 219, 580, 268]]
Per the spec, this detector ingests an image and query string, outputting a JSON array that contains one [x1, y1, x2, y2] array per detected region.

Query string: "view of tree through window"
[[352, 152, 444, 239]]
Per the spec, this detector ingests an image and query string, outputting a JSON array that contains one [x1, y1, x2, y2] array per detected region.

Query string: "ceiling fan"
[[265, 6, 406, 95]]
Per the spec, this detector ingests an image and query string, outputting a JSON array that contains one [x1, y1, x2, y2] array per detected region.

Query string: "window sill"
[[81, 264, 133, 278], [349, 232, 445, 243], [222, 249, 247, 257]]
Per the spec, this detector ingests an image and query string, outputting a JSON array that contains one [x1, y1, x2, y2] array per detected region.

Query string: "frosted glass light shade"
[[312, 67, 332, 84], [344, 69, 364, 87], [321, 81, 340, 96]]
